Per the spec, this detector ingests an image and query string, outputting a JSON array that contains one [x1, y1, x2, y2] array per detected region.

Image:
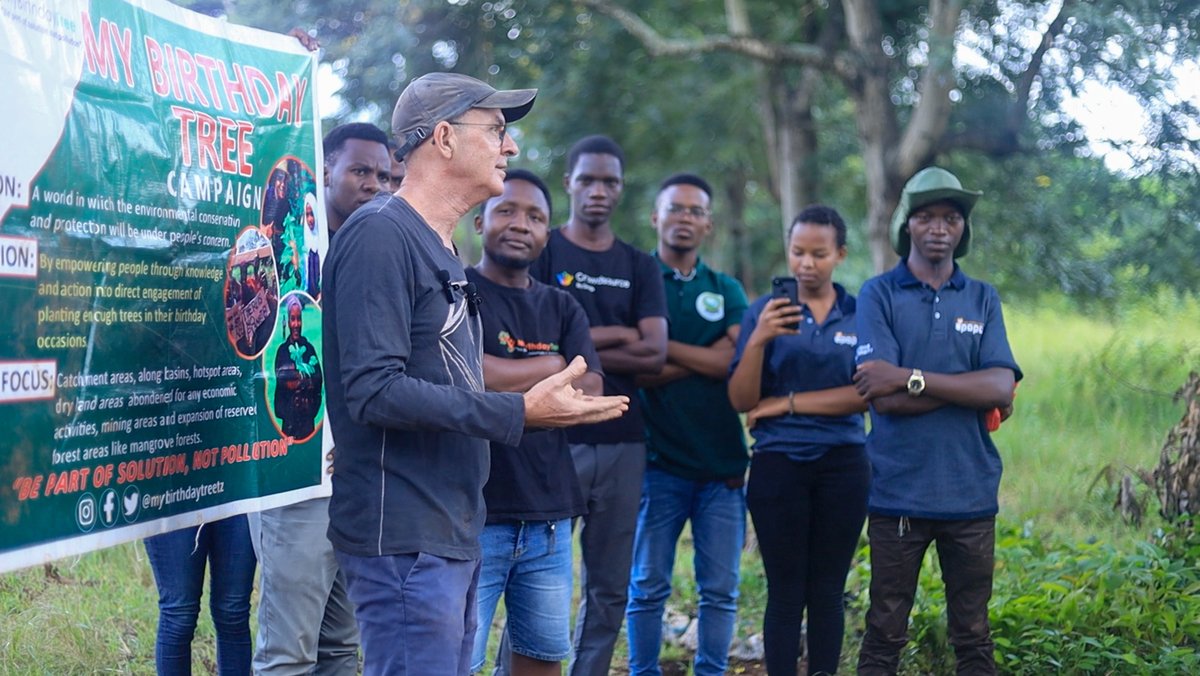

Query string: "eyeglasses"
[[449, 121, 507, 145], [910, 212, 965, 227], [665, 204, 709, 218]]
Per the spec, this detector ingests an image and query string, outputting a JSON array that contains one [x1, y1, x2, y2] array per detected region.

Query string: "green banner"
[[0, 0, 328, 573]]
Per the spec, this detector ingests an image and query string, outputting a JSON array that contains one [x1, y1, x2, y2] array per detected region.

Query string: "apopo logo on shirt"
[[556, 271, 630, 293], [955, 318, 985, 335]]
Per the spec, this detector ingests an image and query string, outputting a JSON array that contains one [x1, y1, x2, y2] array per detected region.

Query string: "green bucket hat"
[[890, 167, 982, 258]]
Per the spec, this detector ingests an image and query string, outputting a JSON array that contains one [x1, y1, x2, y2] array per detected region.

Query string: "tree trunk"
[[842, 0, 901, 271], [722, 168, 755, 293], [844, 0, 962, 271]]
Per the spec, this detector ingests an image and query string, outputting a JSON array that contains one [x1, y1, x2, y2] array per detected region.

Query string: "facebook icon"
[[100, 488, 118, 528]]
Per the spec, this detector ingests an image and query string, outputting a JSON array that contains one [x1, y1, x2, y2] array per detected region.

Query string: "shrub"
[[844, 522, 1200, 674]]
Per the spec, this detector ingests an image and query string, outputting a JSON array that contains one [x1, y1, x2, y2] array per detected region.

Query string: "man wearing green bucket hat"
[[851, 167, 1023, 674]]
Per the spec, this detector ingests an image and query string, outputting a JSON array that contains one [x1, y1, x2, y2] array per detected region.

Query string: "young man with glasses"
[[322, 74, 628, 675], [852, 167, 1022, 675], [625, 173, 750, 676]]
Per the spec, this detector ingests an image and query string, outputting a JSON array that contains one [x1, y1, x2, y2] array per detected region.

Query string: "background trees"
[[195, 0, 1200, 301]]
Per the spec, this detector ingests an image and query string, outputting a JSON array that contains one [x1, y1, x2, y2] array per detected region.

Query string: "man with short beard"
[[323, 75, 628, 675], [467, 169, 601, 676]]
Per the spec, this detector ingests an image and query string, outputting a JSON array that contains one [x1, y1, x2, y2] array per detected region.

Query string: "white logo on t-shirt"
[[695, 292, 725, 322]]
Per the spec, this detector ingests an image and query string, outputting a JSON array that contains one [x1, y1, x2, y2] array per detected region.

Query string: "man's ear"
[[430, 121, 456, 158], [323, 162, 331, 187], [474, 213, 484, 235]]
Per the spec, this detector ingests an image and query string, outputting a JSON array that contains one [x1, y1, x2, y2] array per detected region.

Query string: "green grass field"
[[2, 296, 1197, 674]]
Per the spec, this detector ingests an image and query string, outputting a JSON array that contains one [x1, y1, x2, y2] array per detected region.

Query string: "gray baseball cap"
[[391, 72, 537, 159]]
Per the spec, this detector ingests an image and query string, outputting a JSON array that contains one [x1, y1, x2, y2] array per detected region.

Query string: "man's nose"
[[509, 215, 531, 232], [364, 173, 385, 193], [501, 133, 519, 157]]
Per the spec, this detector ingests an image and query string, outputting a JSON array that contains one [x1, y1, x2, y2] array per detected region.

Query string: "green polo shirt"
[[639, 255, 750, 481]]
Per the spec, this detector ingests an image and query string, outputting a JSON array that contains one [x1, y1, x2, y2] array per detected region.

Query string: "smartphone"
[[771, 276, 800, 329], [771, 276, 798, 306]]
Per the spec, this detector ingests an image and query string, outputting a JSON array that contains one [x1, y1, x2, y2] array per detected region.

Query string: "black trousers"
[[857, 515, 997, 676], [747, 447, 870, 675]]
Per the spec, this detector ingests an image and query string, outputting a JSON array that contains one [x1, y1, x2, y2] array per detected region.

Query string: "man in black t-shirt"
[[529, 135, 668, 676], [468, 169, 602, 676]]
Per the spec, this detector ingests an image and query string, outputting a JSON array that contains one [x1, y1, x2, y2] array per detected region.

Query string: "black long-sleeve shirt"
[[323, 194, 524, 560]]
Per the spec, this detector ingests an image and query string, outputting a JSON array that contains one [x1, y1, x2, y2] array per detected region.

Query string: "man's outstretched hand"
[[523, 356, 628, 428]]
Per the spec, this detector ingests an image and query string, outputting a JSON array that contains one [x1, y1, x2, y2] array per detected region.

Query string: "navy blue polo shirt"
[[855, 261, 1023, 520], [730, 283, 864, 461]]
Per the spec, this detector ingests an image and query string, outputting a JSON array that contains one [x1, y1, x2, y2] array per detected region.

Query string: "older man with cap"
[[850, 167, 1022, 675], [321, 73, 629, 676]]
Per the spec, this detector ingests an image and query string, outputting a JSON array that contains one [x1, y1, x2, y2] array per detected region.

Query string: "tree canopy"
[[192, 0, 1200, 302]]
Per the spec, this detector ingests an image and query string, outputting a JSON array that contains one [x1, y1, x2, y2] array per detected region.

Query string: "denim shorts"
[[471, 519, 573, 670]]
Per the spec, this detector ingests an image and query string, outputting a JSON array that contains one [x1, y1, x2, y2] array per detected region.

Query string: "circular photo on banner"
[[264, 292, 324, 443], [259, 156, 320, 301], [225, 228, 280, 359]]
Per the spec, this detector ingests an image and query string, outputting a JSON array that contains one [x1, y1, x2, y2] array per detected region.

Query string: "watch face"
[[908, 374, 924, 394]]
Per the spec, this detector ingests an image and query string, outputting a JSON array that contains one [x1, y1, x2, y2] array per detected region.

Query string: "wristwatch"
[[906, 368, 926, 397]]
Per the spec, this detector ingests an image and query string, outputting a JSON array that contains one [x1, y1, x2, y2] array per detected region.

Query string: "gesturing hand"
[[523, 356, 629, 428]]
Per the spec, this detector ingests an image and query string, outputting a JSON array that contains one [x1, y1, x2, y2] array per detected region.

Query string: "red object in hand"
[[985, 407, 1002, 432], [985, 383, 1019, 432]]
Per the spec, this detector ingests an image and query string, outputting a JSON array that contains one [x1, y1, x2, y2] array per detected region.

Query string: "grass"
[[994, 293, 1199, 546], [2, 295, 1198, 674]]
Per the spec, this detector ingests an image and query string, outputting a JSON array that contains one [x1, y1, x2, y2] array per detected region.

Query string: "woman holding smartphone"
[[728, 205, 869, 675]]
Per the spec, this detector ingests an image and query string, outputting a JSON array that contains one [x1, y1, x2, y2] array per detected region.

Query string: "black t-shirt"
[[468, 267, 599, 522], [529, 229, 668, 444]]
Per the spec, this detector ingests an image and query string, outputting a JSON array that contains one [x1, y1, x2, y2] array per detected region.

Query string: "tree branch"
[[937, 1, 1074, 159], [581, 0, 859, 81], [1009, 0, 1073, 127], [897, 0, 965, 176]]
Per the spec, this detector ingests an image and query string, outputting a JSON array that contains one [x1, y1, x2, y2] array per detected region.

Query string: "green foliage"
[[837, 522, 1200, 674], [214, 0, 1200, 301], [989, 523, 1200, 673], [952, 153, 1200, 304]]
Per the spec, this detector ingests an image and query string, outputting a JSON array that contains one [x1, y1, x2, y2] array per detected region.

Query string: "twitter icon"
[[122, 485, 141, 523]]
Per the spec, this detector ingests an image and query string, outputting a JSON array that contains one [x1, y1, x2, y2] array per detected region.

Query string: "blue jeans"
[[626, 466, 746, 676], [336, 550, 481, 676], [471, 520, 573, 672], [143, 514, 257, 676]]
